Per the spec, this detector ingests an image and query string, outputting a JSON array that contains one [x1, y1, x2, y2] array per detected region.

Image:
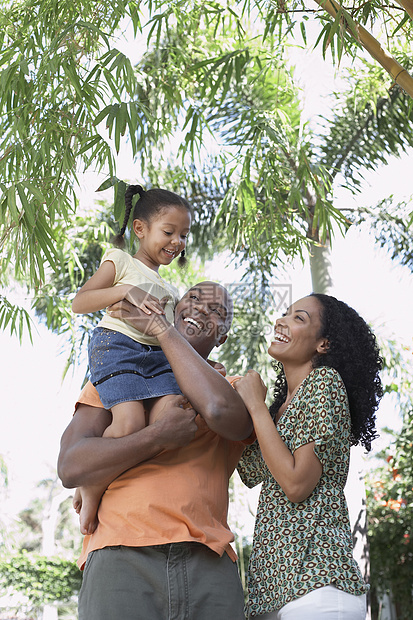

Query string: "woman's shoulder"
[[309, 366, 343, 383], [305, 367, 346, 396], [296, 368, 350, 436]]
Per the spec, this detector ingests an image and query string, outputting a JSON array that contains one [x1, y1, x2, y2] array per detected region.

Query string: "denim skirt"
[[88, 327, 181, 410]]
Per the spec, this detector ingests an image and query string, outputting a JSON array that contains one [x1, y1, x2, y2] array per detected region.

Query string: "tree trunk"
[[309, 243, 334, 294]]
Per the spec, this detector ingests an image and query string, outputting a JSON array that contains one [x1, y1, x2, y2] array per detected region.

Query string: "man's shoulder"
[[75, 381, 104, 412]]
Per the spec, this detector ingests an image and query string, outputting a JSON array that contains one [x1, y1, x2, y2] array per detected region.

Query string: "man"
[[58, 281, 253, 620]]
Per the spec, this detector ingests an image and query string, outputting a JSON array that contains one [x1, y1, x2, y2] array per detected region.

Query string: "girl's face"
[[133, 206, 191, 270], [268, 296, 329, 367]]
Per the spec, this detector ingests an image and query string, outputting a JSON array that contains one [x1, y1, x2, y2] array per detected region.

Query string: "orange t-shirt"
[[77, 379, 252, 569]]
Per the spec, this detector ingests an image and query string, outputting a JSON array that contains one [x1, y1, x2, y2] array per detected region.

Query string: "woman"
[[234, 293, 383, 619]]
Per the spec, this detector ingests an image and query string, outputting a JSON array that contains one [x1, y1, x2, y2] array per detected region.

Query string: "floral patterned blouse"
[[237, 367, 368, 617]]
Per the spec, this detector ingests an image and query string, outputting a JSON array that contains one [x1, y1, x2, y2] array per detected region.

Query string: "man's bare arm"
[[156, 325, 253, 440], [108, 300, 252, 441], [58, 398, 197, 489]]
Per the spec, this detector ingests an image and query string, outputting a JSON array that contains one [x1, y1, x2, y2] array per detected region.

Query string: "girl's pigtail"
[[178, 249, 187, 268], [112, 185, 144, 248]]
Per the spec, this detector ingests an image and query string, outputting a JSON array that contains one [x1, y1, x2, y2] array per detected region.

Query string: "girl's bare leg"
[[77, 400, 146, 535]]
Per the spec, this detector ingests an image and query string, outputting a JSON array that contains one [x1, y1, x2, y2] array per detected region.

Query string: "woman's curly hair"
[[269, 293, 383, 452]]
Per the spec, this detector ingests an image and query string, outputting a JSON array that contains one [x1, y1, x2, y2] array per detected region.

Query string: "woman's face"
[[268, 296, 328, 366]]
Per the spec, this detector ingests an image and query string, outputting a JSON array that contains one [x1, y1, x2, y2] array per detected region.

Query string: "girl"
[[71, 184, 192, 535], [234, 293, 383, 619]]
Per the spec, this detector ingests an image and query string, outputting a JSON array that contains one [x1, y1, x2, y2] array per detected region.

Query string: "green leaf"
[[114, 180, 127, 223], [7, 185, 20, 224], [96, 176, 119, 192], [17, 183, 35, 228], [20, 181, 46, 204], [94, 105, 115, 127]]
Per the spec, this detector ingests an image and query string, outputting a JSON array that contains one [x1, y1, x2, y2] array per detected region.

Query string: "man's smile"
[[183, 317, 203, 331]]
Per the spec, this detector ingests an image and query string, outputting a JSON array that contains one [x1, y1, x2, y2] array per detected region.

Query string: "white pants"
[[251, 585, 367, 620]]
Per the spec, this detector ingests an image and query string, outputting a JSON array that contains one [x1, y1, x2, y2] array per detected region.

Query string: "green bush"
[[0, 551, 82, 609], [366, 415, 413, 619]]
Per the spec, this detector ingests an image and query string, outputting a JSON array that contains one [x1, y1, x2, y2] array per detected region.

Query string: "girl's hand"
[[124, 286, 167, 315], [233, 370, 267, 412]]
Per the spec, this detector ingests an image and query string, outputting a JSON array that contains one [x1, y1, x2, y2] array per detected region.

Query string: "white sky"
[[1, 15, 412, 529]]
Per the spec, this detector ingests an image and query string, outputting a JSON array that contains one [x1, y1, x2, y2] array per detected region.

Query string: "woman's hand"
[[233, 370, 267, 414], [207, 359, 226, 376]]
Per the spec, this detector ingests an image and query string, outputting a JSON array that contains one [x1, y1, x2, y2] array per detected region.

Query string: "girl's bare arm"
[[71, 261, 164, 315], [72, 261, 130, 314]]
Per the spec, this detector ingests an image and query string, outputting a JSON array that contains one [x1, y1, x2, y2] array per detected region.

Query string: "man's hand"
[[108, 299, 172, 337], [124, 286, 167, 315], [151, 395, 198, 450], [58, 397, 197, 491]]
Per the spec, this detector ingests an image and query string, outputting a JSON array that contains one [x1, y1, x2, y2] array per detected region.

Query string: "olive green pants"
[[78, 543, 246, 620]]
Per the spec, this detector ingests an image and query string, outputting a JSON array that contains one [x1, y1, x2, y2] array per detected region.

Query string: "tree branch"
[[394, 0, 413, 20], [313, 0, 413, 98]]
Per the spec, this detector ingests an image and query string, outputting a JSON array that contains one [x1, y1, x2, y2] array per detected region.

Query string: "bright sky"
[[0, 307, 85, 520], [1, 16, 412, 532]]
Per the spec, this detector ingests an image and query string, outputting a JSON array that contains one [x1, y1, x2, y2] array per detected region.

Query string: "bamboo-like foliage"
[[314, 0, 413, 98], [0, 1, 144, 291], [31, 31, 413, 376], [1, 0, 412, 338]]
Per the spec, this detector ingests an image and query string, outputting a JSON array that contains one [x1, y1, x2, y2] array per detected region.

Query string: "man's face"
[[174, 282, 233, 359]]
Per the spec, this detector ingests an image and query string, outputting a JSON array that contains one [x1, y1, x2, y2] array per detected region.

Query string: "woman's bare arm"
[[234, 370, 322, 502]]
